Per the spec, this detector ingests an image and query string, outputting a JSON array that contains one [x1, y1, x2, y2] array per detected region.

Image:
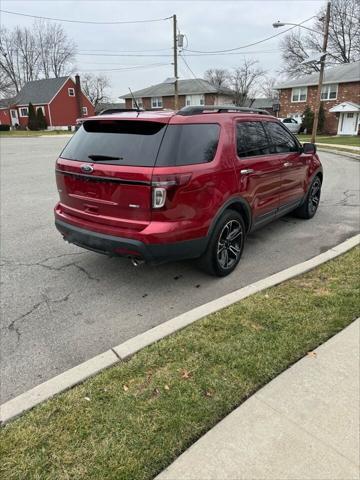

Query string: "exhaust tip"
[[131, 257, 144, 267]]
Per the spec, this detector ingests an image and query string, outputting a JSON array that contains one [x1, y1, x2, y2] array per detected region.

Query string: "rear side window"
[[156, 124, 220, 166], [264, 121, 299, 153], [61, 120, 166, 166], [236, 121, 270, 157]]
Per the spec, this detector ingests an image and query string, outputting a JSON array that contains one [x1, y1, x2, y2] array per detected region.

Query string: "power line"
[[0, 9, 172, 25], [78, 63, 171, 72], [76, 49, 279, 58], [79, 48, 172, 53], [179, 54, 208, 91], [183, 15, 316, 54]]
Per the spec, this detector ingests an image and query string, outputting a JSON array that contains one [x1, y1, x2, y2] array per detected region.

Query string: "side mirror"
[[303, 142, 316, 154]]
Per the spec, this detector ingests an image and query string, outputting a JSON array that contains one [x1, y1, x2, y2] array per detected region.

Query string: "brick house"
[[275, 61, 360, 135], [0, 75, 94, 130], [121, 78, 234, 110]]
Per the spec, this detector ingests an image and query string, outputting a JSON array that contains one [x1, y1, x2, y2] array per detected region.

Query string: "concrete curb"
[[317, 147, 360, 160], [1, 233, 359, 425]]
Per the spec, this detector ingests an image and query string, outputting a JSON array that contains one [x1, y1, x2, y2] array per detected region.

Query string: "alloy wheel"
[[308, 178, 321, 215], [217, 220, 243, 269]]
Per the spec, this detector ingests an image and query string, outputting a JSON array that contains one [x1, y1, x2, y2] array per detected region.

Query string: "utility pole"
[[173, 14, 179, 110], [311, 1, 331, 144]]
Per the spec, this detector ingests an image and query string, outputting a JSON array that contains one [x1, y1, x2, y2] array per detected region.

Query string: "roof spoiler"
[[99, 108, 145, 115], [177, 105, 271, 116]]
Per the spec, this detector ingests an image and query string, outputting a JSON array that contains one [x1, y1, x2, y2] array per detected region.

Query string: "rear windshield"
[[156, 124, 220, 166], [61, 120, 166, 167], [61, 120, 220, 167]]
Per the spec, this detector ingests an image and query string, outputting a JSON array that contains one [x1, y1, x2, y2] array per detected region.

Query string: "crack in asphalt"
[[0, 251, 100, 282], [335, 189, 360, 207], [6, 292, 72, 345]]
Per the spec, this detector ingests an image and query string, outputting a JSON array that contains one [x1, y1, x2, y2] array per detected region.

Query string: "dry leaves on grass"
[[181, 369, 192, 380], [307, 351, 317, 358]]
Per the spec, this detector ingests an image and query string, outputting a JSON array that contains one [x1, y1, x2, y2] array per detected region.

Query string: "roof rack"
[[99, 108, 144, 115], [177, 105, 271, 116]]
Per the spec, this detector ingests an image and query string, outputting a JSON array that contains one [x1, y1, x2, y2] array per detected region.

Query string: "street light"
[[273, 2, 331, 144]]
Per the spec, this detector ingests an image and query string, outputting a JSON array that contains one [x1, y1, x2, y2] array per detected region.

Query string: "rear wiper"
[[88, 154, 122, 161]]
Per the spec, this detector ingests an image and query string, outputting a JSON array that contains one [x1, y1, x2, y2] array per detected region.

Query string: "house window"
[[132, 98, 143, 109], [291, 87, 307, 102], [151, 97, 163, 108], [11, 110, 17, 119], [321, 84, 338, 100], [81, 106, 88, 116], [68, 88, 75, 97], [347, 112, 354, 118], [19, 107, 29, 117], [36, 106, 45, 115], [185, 94, 205, 106]]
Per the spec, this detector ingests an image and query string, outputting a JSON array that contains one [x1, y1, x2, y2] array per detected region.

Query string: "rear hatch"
[[56, 117, 169, 231]]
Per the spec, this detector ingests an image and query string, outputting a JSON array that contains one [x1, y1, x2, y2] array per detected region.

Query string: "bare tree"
[[82, 73, 111, 107], [228, 59, 266, 106], [204, 68, 230, 88], [261, 76, 279, 99], [280, 0, 360, 76], [280, 31, 320, 76], [0, 69, 14, 99], [0, 26, 41, 94], [34, 20, 76, 78], [0, 21, 76, 95]]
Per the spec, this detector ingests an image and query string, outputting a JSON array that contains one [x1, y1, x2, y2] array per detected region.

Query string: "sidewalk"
[[317, 142, 360, 151], [157, 319, 360, 480]]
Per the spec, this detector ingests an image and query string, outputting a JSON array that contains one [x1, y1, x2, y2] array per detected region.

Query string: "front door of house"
[[10, 109, 19, 126], [341, 112, 358, 135]]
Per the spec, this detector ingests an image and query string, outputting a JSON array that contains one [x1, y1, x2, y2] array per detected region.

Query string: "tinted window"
[[156, 124, 220, 166], [236, 122, 270, 158], [61, 120, 166, 166], [264, 122, 299, 154]]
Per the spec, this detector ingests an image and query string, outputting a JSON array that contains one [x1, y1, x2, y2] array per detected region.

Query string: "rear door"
[[56, 119, 167, 231], [263, 121, 307, 212], [234, 120, 282, 227]]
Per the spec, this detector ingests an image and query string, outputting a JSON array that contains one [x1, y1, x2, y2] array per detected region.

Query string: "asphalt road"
[[1, 137, 359, 403]]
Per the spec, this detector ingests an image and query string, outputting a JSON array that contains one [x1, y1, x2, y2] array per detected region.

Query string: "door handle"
[[283, 162, 293, 167], [240, 169, 254, 174]]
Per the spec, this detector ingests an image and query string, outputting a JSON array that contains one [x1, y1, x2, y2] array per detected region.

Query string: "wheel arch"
[[207, 197, 252, 240]]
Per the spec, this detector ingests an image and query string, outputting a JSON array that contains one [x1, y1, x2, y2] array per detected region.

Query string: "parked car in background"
[[279, 117, 302, 134], [55, 106, 322, 277]]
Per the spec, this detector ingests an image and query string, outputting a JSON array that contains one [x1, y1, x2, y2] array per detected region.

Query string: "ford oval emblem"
[[81, 164, 94, 173]]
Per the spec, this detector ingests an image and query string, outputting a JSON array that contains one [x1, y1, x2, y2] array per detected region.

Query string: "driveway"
[[1, 137, 359, 403]]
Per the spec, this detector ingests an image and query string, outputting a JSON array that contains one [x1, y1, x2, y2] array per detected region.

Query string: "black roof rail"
[[177, 105, 271, 116], [99, 108, 145, 115]]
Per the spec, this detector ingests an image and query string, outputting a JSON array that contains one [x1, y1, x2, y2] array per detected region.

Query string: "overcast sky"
[[1, 0, 324, 99]]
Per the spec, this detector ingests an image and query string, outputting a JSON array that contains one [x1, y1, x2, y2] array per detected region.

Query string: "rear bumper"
[[55, 219, 207, 264]]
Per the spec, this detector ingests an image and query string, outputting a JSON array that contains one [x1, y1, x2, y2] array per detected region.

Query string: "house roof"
[[95, 101, 126, 114], [329, 101, 360, 113], [275, 61, 360, 89], [121, 78, 234, 99], [0, 97, 16, 108], [244, 97, 277, 109], [14, 77, 69, 105]]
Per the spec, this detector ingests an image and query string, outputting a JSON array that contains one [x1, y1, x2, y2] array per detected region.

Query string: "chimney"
[[75, 74, 82, 117]]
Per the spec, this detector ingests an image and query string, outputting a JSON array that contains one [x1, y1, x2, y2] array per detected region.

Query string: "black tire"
[[198, 209, 245, 277], [294, 176, 322, 219]]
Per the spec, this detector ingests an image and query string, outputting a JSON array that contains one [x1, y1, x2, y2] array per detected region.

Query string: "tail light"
[[151, 173, 192, 209], [152, 187, 167, 208]]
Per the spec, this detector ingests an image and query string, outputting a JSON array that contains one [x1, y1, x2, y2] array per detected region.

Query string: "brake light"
[[151, 173, 192, 209]]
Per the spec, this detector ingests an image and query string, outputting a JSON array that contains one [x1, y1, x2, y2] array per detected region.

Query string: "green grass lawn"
[[0, 129, 72, 137], [297, 134, 360, 147], [1, 247, 359, 480]]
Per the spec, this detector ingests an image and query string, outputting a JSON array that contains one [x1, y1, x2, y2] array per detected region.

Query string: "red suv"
[[55, 106, 323, 276]]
